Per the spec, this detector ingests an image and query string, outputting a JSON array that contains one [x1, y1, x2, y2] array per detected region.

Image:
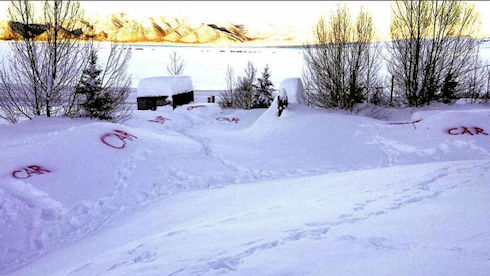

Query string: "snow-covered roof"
[[137, 76, 193, 97]]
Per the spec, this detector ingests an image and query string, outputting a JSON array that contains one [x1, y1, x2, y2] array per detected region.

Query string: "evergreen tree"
[[440, 73, 458, 104], [253, 64, 274, 108], [75, 50, 114, 120]]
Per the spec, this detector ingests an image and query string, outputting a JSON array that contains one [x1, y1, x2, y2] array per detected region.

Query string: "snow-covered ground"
[[9, 160, 490, 276], [1, 93, 490, 275], [1, 40, 490, 275]]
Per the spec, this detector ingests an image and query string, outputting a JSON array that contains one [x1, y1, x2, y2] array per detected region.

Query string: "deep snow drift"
[[1, 99, 489, 275]]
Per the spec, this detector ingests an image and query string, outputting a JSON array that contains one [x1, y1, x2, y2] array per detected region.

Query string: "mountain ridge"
[[0, 13, 296, 45]]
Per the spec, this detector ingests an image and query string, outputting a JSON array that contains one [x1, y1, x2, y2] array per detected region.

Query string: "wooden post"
[[390, 75, 394, 106], [487, 70, 490, 102]]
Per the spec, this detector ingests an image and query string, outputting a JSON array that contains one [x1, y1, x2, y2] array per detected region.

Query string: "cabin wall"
[[172, 91, 194, 109], [137, 92, 194, 110], [137, 96, 167, 110]]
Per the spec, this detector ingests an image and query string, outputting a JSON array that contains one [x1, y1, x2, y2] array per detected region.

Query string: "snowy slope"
[[10, 160, 490, 276], [213, 103, 490, 173], [1, 101, 490, 275]]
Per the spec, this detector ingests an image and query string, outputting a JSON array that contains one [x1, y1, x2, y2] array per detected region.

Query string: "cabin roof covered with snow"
[[137, 76, 193, 97]]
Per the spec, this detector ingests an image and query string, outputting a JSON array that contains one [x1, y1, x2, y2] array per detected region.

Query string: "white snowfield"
[[137, 76, 194, 97], [1, 98, 490, 275]]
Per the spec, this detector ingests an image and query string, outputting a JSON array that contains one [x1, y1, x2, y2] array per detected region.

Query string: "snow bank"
[[253, 78, 308, 125], [0, 179, 66, 271], [221, 105, 490, 174], [137, 76, 193, 97]]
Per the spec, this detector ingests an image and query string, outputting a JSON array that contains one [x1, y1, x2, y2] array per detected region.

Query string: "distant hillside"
[[0, 13, 296, 45]]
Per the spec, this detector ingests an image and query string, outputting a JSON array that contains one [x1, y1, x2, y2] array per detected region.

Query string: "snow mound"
[[411, 108, 489, 126], [253, 78, 308, 126], [173, 103, 223, 125], [0, 116, 228, 272], [253, 96, 280, 124], [279, 78, 306, 105], [137, 76, 193, 97], [253, 77, 308, 125], [221, 106, 490, 173]]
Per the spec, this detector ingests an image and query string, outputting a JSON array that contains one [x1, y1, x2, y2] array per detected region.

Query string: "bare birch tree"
[[166, 51, 184, 76], [388, 0, 484, 106], [0, 0, 133, 123], [0, 0, 89, 122], [234, 61, 257, 110], [218, 62, 258, 110], [218, 65, 235, 108], [303, 4, 381, 111], [98, 43, 132, 122], [457, 53, 489, 103]]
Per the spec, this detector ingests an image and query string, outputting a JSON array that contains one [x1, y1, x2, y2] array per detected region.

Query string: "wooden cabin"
[[137, 76, 194, 110]]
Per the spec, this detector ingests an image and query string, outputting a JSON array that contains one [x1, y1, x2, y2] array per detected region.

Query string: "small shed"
[[137, 76, 194, 110]]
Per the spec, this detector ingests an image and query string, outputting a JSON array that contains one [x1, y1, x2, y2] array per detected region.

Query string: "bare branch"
[[166, 51, 184, 76], [303, 3, 382, 111]]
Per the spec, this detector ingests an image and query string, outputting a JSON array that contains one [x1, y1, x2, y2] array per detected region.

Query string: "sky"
[[0, 1, 488, 42]]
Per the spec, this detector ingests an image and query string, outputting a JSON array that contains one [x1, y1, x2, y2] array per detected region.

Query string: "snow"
[[279, 77, 305, 104], [137, 76, 193, 97], [1, 100, 489, 275], [1, 37, 490, 274], [6, 161, 490, 276]]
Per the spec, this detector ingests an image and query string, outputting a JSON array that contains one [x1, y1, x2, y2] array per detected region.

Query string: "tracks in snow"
[[168, 162, 487, 275]]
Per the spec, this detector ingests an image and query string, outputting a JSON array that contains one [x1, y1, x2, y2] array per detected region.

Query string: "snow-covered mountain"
[[1, 98, 489, 275], [0, 13, 296, 45]]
